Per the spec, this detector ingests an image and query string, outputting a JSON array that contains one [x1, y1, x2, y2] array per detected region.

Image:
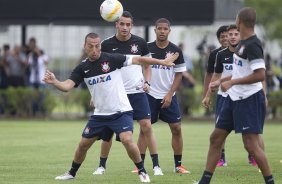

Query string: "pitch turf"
[[0, 119, 281, 184]]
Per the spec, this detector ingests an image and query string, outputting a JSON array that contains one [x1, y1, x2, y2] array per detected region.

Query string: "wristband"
[[144, 81, 151, 86]]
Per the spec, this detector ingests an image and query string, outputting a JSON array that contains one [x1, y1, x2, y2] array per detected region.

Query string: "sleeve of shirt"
[[141, 40, 151, 57], [206, 51, 216, 73], [101, 40, 109, 52], [123, 55, 135, 66], [247, 43, 265, 71], [69, 64, 84, 88], [214, 52, 223, 73], [174, 49, 187, 73]]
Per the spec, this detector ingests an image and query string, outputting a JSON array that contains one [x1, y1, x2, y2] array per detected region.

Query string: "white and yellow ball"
[[100, 0, 123, 22]]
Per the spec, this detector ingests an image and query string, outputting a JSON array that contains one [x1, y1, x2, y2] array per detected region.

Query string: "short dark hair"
[[29, 37, 36, 43], [121, 11, 133, 23], [84, 33, 99, 43], [3, 44, 10, 50], [216, 25, 228, 39], [238, 7, 256, 28], [227, 24, 238, 31], [155, 18, 171, 27]]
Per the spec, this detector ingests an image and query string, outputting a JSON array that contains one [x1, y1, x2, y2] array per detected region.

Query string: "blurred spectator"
[[276, 52, 282, 89], [0, 44, 10, 89], [264, 51, 280, 119], [26, 37, 49, 116], [6, 45, 27, 87], [178, 43, 196, 116], [26, 37, 49, 88]]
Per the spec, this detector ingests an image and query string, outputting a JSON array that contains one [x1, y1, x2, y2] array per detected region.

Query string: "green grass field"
[[0, 120, 281, 184]]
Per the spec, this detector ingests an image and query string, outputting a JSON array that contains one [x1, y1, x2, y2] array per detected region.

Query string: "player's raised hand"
[[43, 70, 56, 84], [163, 52, 179, 66]]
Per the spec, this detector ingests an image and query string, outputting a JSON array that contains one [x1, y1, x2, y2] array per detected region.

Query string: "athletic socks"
[[150, 154, 159, 168], [141, 154, 146, 164], [221, 149, 225, 161], [69, 161, 81, 177], [198, 170, 213, 184], [98, 157, 107, 168], [264, 175, 274, 184], [174, 154, 182, 167], [135, 161, 147, 174]]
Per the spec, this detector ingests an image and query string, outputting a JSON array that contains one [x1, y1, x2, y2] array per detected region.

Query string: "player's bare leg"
[[169, 122, 190, 174], [205, 129, 229, 172], [196, 128, 229, 183], [138, 119, 158, 156], [169, 123, 183, 155], [137, 120, 163, 175], [242, 134, 272, 176], [93, 139, 113, 175], [56, 137, 96, 180], [120, 131, 150, 182]]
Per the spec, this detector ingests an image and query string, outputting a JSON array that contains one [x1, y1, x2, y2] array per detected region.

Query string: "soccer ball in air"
[[100, 0, 123, 22]]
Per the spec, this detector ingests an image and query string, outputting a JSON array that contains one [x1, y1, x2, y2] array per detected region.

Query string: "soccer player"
[[196, 7, 275, 184], [45, 33, 179, 182], [138, 18, 190, 174], [202, 24, 240, 167], [93, 11, 163, 176], [202, 25, 228, 100]]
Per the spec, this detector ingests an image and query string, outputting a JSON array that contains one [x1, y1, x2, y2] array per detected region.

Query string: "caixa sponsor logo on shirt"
[[234, 58, 243, 67], [152, 64, 171, 70], [224, 64, 233, 70], [87, 75, 112, 85]]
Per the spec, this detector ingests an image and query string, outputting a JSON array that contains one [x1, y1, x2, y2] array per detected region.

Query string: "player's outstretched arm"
[[43, 70, 75, 92], [132, 52, 179, 66]]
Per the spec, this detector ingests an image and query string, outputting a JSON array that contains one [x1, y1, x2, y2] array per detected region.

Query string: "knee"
[[120, 132, 134, 146], [170, 124, 182, 136], [243, 140, 256, 154], [78, 141, 90, 152], [140, 121, 152, 134], [209, 132, 223, 147]]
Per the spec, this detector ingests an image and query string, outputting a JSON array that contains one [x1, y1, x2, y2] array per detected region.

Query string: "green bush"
[[0, 87, 56, 117], [268, 90, 282, 118]]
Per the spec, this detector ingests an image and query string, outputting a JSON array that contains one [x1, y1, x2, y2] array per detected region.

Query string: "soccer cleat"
[[139, 172, 150, 182], [248, 156, 257, 167], [153, 166, 164, 176], [131, 167, 138, 173], [93, 166, 106, 175], [174, 165, 191, 174], [216, 159, 227, 167], [55, 172, 75, 180], [192, 180, 199, 184]]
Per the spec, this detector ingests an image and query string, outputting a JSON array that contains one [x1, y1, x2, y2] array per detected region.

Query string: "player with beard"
[[48, 33, 179, 182], [202, 24, 240, 167]]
